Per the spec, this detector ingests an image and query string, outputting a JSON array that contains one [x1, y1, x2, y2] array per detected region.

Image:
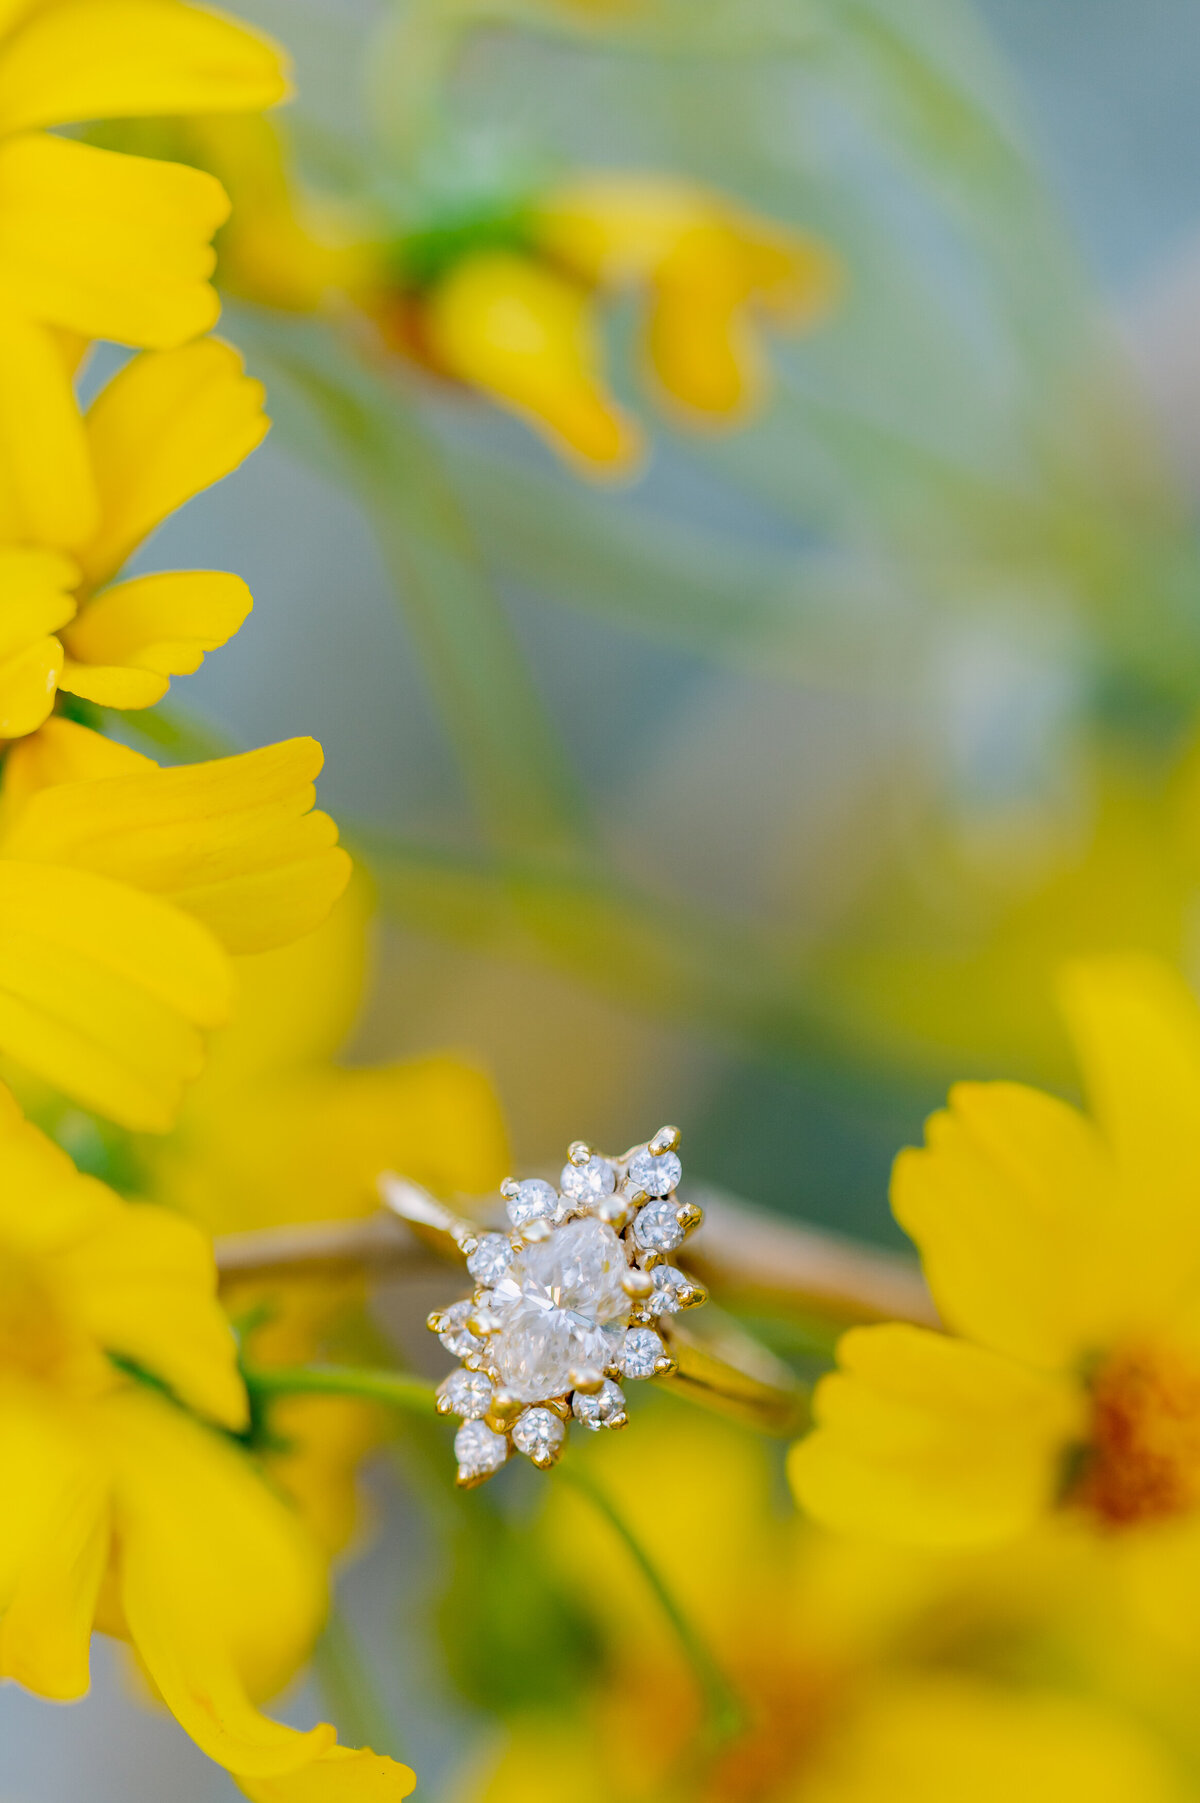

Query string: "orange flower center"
[[1076, 1344, 1200, 1528]]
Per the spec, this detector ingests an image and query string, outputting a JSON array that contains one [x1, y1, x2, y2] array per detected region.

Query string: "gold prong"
[[484, 1389, 523, 1432], [519, 1218, 554, 1245], [649, 1126, 681, 1155], [567, 1140, 592, 1166], [531, 1443, 563, 1470], [608, 1412, 630, 1430], [598, 1198, 631, 1228], [460, 1234, 479, 1258], [678, 1280, 708, 1310], [640, 1249, 668, 1269], [468, 1308, 501, 1337], [653, 1354, 678, 1377], [543, 1395, 572, 1420], [435, 1394, 454, 1415], [455, 1465, 495, 1490], [499, 1178, 520, 1199], [569, 1365, 605, 1395], [621, 1268, 654, 1299], [630, 1307, 651, 1326], [426, 1310, 444, 1334], [676, 1201, 704, 1235]]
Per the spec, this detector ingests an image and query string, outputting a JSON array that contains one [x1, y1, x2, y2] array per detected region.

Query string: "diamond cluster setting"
[[428, 1126, 707, 1487]]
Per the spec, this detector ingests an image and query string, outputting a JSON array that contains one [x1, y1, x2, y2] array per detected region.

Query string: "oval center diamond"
[[489, 1216, 633, 1401]]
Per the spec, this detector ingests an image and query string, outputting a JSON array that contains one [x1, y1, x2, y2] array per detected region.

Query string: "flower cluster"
[[0, 3, 422, 1795]]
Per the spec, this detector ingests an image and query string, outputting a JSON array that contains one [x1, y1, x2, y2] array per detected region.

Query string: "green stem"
[[314, 1602, 403, 1760], [242, 1363, 440, 1417], [556, 1456, 745, 1748]]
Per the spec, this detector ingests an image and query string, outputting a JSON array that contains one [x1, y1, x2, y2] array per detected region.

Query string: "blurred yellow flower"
[[535, 174, 841, 421], [0, 0, 286, 350], [791, 954, 1200, 1591], [146, 876, 510, 1552], [0, 716, 350, 1132], [0, 1080, 413, 1798], [0, 333, 266, 734], [460, 1412, 1186, 1803]]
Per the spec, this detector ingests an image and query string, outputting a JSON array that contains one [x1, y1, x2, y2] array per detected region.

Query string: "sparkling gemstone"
[[632, 1199, 684, 1253], [648, 1265, 688, 1316], [438, 1368, 493, 1419], [454, 1419, 508, 1479], [438, 1298, 484, 1359], [467, 1232, 514, 1287], [505, 1177, 559, 1228], [560, 1154, 615, 1203], [628, 1146, 682, 1198], [620, 1326, 665, 1378], [511, 1406, 566, 1462], [488, 1216, 632, 1402], [572, 1377, 627, 1431]]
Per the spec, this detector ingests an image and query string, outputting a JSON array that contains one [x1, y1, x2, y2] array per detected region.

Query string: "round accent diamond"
[[628, 1147, 682, 1198], [511, 1406, 566, 1463], [632, 1199, 684, 1253], [648, 1265, 688, 1316], [438, 1368, 493, 1419], [572, 1377, 627, 1431], [454, 1419, 508, 1480], [560, 1154, 615, 1203], [488, 1216, 632, 1401], [467, 1232, 514, 1287], [505, 1178, 559, 1228], [620, 1326, 665, 1378], [438, 1298, 484, 1359]]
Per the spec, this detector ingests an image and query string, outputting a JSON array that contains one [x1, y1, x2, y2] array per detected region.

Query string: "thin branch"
[[242, 1363, 440, 1416], [215, 1189, 938, 1329]]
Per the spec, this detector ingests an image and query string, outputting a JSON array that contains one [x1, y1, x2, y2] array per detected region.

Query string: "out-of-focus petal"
[[60, 1204, 245, 1428], [423, 251, 642, 475], [892, 1081, 1128, 1370], [789, 1324, 1083, 1547], [62, 569, 252, 697], [0, 0, 287, 136], [0, 861, 232, 1130], [237, 1746, 416, 1802], [0, 1449, 108, 1700], [2, 736, 350, 956], [108, 1387, 335, 1773], [81, 338, 267, 587], [0, 312, 97, 548], [56, 659, 167, 708], [0, 134, 228, 346], [0, 635, 63, 738]]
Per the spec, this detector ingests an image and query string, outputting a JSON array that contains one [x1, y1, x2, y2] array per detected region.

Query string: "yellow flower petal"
[[0, 1382, 103, 1699], [0, 715, 148, 829], [60, 1203, 245, 1428], [789, 1324, 1083, 1547], [1058, 954, 1200, 1213], [63, 569, 252, 684], [0, 1453, 108, 1701], [892, 1081, 1126, 1369], [238, 1746, 416, 1803], [422, 252, 642, 475], [0, 634, 62, 738], [0, 861, 233, 1130], [0, 312, 97, 548], [0, 0, 288, 136], [645, 272, 764, 417], [3, 736, 351, 956], [0, 548, 78, 656], [56, 657, 167, 708], [80, 337, 267, 587], [108, 1387, 336, 1775], [0, 133, 228, 346]]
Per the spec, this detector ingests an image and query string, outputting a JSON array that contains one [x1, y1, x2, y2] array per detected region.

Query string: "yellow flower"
[[459, 1411, 1187, 1803], [0, 332, 267, 734], [0, 1080, 414, 1797], [0, 0, 286, 350], [145, 875, 510, 1552], [0, 715, 350, 1132], [790, 954, 1200, 1582], [418, 251, 643, 476], [535, 174, 840, 420]]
